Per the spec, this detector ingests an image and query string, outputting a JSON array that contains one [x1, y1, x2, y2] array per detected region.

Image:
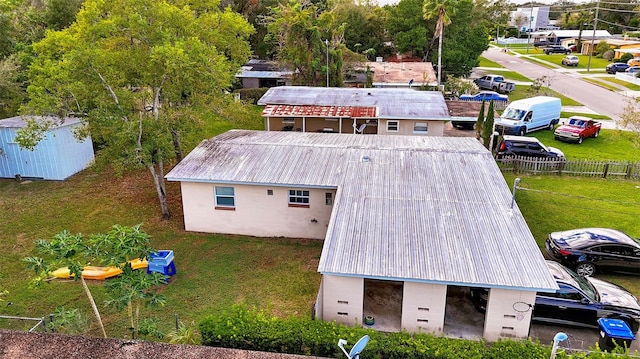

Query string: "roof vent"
[[367, 92, 372, 96], [362, 155, 371, 162]]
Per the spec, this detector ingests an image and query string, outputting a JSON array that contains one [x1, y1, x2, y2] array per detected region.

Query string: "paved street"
[[479, 46, 637, 123]]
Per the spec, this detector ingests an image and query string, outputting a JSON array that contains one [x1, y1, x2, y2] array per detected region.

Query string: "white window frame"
[[413, 122, 428, 134], [288, 189, 310, 207], [214, 186, 235, 209], [387, 120, 399, 132]]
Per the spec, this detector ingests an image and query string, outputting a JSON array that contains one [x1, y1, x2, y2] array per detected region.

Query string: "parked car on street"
[[470, 261, 640, 333], [606, 62, 630, 74], [473, 75, 516, 93], [561, 55, 579, 67], [554, 116, 601, 144], [545, 228, 640, 276], [496, 135, 564, 159], [627, 57, 640, 67], [544, 45, 571, 55], [459, 91, 508, 102], [625, 66, 640, 73], [494, 96, 561, 136]]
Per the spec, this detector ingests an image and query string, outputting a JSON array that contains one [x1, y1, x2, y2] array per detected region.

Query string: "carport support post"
[[511, 178, 520, 209]]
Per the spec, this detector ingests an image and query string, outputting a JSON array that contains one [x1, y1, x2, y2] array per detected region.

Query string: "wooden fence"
[[496, 156, 640, 180], [457, 98, 508, 110]]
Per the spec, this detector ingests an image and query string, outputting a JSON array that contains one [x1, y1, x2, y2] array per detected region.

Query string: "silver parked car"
[[562, 55, 579, 67]]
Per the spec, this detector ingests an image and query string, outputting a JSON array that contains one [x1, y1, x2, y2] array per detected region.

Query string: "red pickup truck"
[[554, 116, 601, 144]]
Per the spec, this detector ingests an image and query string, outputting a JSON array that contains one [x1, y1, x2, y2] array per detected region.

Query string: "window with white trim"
[[325, 192, 333, 205], [214, 186, 235, 208], [413, 122, 428, 134], [387, 121, 399, 132], [289, 189, 310, 206]]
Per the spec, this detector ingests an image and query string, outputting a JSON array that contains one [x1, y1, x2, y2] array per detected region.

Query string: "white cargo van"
[[494, 96, 561, 136]]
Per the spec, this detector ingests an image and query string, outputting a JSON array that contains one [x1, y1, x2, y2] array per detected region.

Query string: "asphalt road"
[[481, 47, 630, 122]]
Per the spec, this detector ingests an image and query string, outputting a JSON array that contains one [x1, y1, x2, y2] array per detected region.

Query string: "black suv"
[[544, 45, 571, 55], [606, 62, 630, 74], [496, 135, 564, 159]]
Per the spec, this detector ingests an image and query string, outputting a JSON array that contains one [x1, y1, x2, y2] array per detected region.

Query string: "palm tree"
[[423, 0, 457, 85]]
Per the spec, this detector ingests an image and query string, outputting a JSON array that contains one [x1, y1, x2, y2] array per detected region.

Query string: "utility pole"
[[526, 3, 534, 54], [587, 0, 599, 72], [325, 39, 329, 87]]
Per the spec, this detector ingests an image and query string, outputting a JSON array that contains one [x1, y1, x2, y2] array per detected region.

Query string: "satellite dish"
[[348, 335, 370, 359]]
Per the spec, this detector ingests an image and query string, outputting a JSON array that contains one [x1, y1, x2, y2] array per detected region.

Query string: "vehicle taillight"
[[558, 249, 572, 256], [499, 142, 505, 151]]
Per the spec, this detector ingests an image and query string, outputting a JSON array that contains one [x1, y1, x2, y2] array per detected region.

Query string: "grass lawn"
[[582, 77, 622, 91], [478, 56, 504, 68], [501, 172, 640, 297], [606, 77, 640, 91], [526, 129, 640, 161]]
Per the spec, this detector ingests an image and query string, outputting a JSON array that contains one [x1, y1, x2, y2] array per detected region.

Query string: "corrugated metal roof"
[[262, 104, 377, 118], [0, 116, 82, 129], [257, 86, 450, 120], [166, 130, 558, 292]]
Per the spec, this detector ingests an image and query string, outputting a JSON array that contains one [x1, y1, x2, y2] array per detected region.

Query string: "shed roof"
[[0, 116, 81, 129], [257, 86, 450, 121], [166, 130, 557, 292], [363, 61, 437, 86]]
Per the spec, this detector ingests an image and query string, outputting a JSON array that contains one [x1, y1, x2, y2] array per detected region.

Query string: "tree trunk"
[[171, 129, 183, 162], [81, 278, 107, 338], [148, 162, 171, 219]]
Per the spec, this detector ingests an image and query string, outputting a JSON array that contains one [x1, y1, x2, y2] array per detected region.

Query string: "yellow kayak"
[[51, 258, 148, 280]]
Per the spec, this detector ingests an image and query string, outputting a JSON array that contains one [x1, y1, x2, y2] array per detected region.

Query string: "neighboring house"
[[346, 61, 437, 88], [166, 130, 558, 341], [235, 59, 293, 89], [511, 7, 550, 32], [0, 116, 94, 180], [257, 86, 450, 136], [533, 30, 612, 52]]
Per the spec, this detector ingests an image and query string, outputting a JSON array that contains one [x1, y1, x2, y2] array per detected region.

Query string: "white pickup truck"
[[473, 75, 516, 94]]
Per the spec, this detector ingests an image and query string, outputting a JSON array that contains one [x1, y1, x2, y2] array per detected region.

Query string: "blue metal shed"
[[0, 116, 95, 180]]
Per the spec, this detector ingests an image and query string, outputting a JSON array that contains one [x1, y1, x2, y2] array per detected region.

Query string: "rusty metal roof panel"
[[257, 86, 450, 120], [262, 104, 377, 118], [166, 130, 557, 291]]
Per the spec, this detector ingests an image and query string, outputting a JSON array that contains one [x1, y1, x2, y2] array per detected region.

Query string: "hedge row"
[[199, 305, 634, 359]]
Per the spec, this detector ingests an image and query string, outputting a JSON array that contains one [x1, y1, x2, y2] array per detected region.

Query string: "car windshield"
[[563, 266, 599, 302], [502, 108, 525, 120]]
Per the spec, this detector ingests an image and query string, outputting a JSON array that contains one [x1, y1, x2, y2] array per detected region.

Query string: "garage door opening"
[[443, 286, 485, 339], [363, 279, 403, 332]]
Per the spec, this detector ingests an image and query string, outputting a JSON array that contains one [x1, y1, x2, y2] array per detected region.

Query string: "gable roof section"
[[258, 86, 450, 121], [166, 130, 557, 292]]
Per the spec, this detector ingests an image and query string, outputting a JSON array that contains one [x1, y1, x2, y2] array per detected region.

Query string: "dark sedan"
[[471, 261, 640, 333], [606, 62, 630, 74], [546, 228, 640, 276], [544, 45, 571, 55]]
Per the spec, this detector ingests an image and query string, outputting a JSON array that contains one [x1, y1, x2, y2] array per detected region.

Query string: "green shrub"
[[199, 305, 638, 358], [237, 88, 269, 104]]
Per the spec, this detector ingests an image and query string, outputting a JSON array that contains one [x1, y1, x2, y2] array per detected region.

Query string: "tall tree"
[[385, 0, 429, 57], [266, 0, 344, 86], [22, 0, 254, 219], [423, 0, 457, 84]]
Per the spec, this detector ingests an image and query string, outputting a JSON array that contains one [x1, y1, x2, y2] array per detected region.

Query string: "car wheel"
[[577, 136, 583, 144], [566, 51, 571, 55], [519, 128, 526, 136], [594, 130, 599, 138], [575, 262, 597, 276], [548, 122, 555, 130]]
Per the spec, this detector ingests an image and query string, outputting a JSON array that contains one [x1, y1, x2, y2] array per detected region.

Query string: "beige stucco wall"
[[319, 275, 364, 326], [401, 282, 447, 334], [180, 182, 335, 239], [378, 119, 444, 136], [483, 288, 536, 341]]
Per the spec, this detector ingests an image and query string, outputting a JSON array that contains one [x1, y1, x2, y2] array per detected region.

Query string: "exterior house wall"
[[483, 288, 536, 341], [401, 282, 447, 334], [319, 275, 364, 326], [242, 78, 260, 89], [179, 182, 335, 239], [0, 123, 94, 180], [378, 119, 444, 137]]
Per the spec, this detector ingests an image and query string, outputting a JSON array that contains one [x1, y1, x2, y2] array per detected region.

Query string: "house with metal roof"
[[165, 130, 557, 341], [235, 59, 293, 89], [0, 116, 94, 180], [257, 86, 450, 136]]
